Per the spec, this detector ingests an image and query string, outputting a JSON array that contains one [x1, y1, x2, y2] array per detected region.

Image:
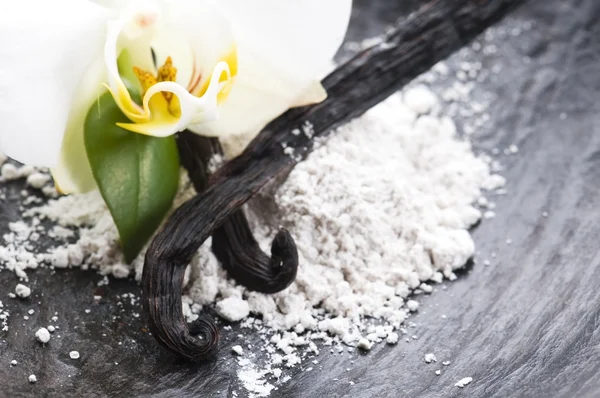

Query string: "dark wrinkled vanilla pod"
[[143, 0, 526, 361], [212, 212, 298, 293], [143, 251, 219, 361], [176, 132, 218, 193], [178, 132, 299, 294]]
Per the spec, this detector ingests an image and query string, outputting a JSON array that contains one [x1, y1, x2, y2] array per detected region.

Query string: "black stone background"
[[1, 0, 600, 397]]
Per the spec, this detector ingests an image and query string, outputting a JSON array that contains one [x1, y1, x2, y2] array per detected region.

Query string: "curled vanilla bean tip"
[[177, 131, 300, 294], [189, 315, 220, 344], [212, 212, 298, 294], [143, 251, 219, 361]]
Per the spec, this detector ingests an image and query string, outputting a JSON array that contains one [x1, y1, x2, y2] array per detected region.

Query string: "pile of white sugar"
[[242, 92, 495, 337], [0, 83, 504, 395]]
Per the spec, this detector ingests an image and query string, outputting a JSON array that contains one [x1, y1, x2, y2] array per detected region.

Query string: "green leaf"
[[84, 92, 180, 262]]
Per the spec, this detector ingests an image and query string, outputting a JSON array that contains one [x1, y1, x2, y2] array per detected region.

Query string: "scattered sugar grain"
[[420, 283, 433, 293], [357, 338, 373, 351], [35, 327, 50, 344], [1, 163, 19, 180], [28, 374, 37, 383], [237, 363, 275, 397], [69, 351, 80, 360], [406, 300, 419, 312], [431, 272, 444, 284], [232, 345, 244, 356], [483, 174, 506, 190], [26, 173, 50, 189], [215, 297, 250, 322], [15, 284, 31, 298], [386, 333, 399, 345], [424, 353, 437, 363], [455, 377, 473, 388], [18, 165, 35, 178], [483, 210, 496, 219]]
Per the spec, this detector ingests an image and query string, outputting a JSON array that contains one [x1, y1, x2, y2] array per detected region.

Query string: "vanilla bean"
[[143, 249, 219, 361], [212, 212, 299, 293], [178, 132, 299, 294], [143, 0, 526, 360], [176, 132, 218, 193]]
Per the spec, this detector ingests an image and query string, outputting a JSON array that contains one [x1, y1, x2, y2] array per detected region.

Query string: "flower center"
[[133, 56, 180, 116]]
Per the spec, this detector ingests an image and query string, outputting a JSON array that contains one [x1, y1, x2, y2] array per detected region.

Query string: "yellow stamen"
[[156, 56, 177, 101], [133, 56, 178, 103], [133, 67, 157, 95]]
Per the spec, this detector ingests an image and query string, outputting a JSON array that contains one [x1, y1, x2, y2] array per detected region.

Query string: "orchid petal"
[[151, 0, 237, 96], [0, 0, 110, 167], [51, 59, 108, 194], [218, 0, 351, 83], [90, 0, 135, 9], [192, 0, 351, 137], [293, 81, 328, 107]]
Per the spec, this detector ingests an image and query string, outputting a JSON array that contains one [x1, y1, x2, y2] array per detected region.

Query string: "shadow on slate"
[[1, 0, 600, 397]]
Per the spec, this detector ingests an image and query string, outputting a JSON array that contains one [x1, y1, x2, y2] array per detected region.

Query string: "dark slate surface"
[[1, 0, 600, 397]]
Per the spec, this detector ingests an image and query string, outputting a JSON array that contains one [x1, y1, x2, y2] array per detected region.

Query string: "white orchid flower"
[[0, 0, 352, 193]]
